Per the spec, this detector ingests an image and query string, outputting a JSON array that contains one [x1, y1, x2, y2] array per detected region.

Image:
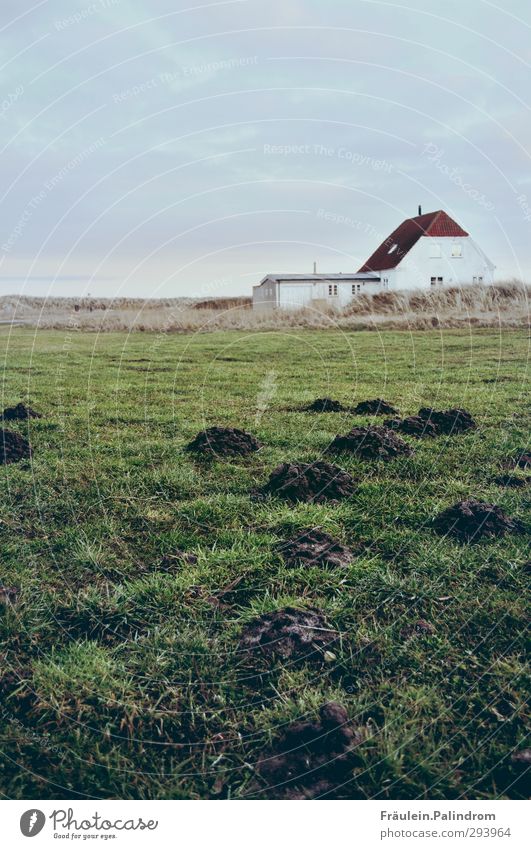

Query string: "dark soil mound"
[[2, 403, 41, 421], [386, 407, 476, 437], [239, 606, 339, 661], [186, 426, 261, 457], [254, 702, 361, 799], [493, 474, 528, 489], [400, 619, 436, 640], [160, 549, 198, 569], [304, 398, 346, 412], [263, 460, 356, 503], [353, 398, 398, 415], [328, 425, 413, 460], [385, 415, 438, 438], [0, 430, 32, 464], [417, 407, 477, 434], [513, 452, 530, 469], [277, 528, 354, 569], [434, 498, 523, 542]]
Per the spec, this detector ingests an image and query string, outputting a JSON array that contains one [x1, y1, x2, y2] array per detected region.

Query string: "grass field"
[[0, 327, 529, 800]]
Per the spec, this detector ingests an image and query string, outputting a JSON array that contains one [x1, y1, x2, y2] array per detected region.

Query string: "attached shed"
[[253, 273, 381, 312]]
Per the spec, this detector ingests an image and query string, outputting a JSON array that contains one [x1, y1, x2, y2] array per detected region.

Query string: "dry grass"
[[1, 282, 528, 332]]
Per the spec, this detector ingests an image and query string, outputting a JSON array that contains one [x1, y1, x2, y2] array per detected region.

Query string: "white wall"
[[275, 279, 382, 310], [386, 237, 494, 290]]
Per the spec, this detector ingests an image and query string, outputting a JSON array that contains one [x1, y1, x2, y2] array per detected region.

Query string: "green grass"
[[0, 327, 528, 799]]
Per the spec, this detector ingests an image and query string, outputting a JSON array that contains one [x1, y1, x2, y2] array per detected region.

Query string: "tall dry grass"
[[1, 282, 528, 332]]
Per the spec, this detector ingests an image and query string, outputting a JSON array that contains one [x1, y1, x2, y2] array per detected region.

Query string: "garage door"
[[280, 285, 313, 309]]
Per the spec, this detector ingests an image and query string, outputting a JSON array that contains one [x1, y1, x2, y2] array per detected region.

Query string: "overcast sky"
[[1, 0, 530, 298]]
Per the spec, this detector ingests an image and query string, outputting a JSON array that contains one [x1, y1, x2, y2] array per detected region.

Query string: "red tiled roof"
[[358, 210, 469, 272]]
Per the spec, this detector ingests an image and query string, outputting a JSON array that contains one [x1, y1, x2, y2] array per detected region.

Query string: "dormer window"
[[387, 243, 398, 254]]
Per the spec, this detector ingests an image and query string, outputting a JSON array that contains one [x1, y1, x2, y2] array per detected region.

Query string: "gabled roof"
[[358, 210, 469, 272]]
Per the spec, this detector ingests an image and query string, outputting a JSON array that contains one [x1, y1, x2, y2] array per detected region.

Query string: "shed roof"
[[258, 272, 380, 286], [358, 210, 469, 272]]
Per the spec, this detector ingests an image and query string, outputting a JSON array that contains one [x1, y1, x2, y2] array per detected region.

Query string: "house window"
[[429, 243, 441, 258], [451, 244, 462, 257], [328, 284, 338, 296], [352, 283, 362, 294], [473, 276, 484, 283], [382, 277, 389, 289], [430, 276, 444, 286]]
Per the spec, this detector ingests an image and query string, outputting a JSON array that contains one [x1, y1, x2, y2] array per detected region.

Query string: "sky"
[[1, 0, 530, 298]]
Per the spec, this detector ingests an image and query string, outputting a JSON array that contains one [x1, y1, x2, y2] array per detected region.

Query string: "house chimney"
[[418, 205, 422, 216], [313, 261, 317, 274]]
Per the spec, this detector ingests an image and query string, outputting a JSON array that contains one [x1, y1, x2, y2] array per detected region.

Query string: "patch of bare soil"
[[2, 403, 41, 420], [263, 460, 357, 503], [159, 550, 198, 569], [417, 407, 477, 434], [0, 430, 32, 464], [433, 498, 523, 542], [492, 474, 528, 489], [186, 426, 261, 457], [511, 748, 531, 765], [328, 425, 413, 459], [400, 619, 436, 640], [385, 415, 439, 438], [353, 399, 398, 415], [0, 584, 19, 605], [304, 398, 347, 412], [239, 607, 339, 661], [513, 452, 530, 469], [253, 702, 361, 799], [277, 528, 354, 569]]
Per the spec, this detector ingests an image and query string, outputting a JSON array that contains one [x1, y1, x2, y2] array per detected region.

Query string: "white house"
[[252, 209, 495, 311], [357, 208, 495, 291]]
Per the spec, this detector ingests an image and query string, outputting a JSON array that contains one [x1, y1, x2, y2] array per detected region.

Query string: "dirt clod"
[[304, 398, 346, 412], [2, 403, 41, 421], [254, 702, 361, 799], [400, 619, 436, 640], [417, 407, 477, 434], [186, 426, 261, 457], [385, 415, 439, 438], [277, 528, 354, 569], [239, 606, 340, 661], [0, 430, 32, 464], [328, 425, 413, 460], [263, 460, 357, 503], [434, 498, 523, 542], [353, 399, 398, 415]]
